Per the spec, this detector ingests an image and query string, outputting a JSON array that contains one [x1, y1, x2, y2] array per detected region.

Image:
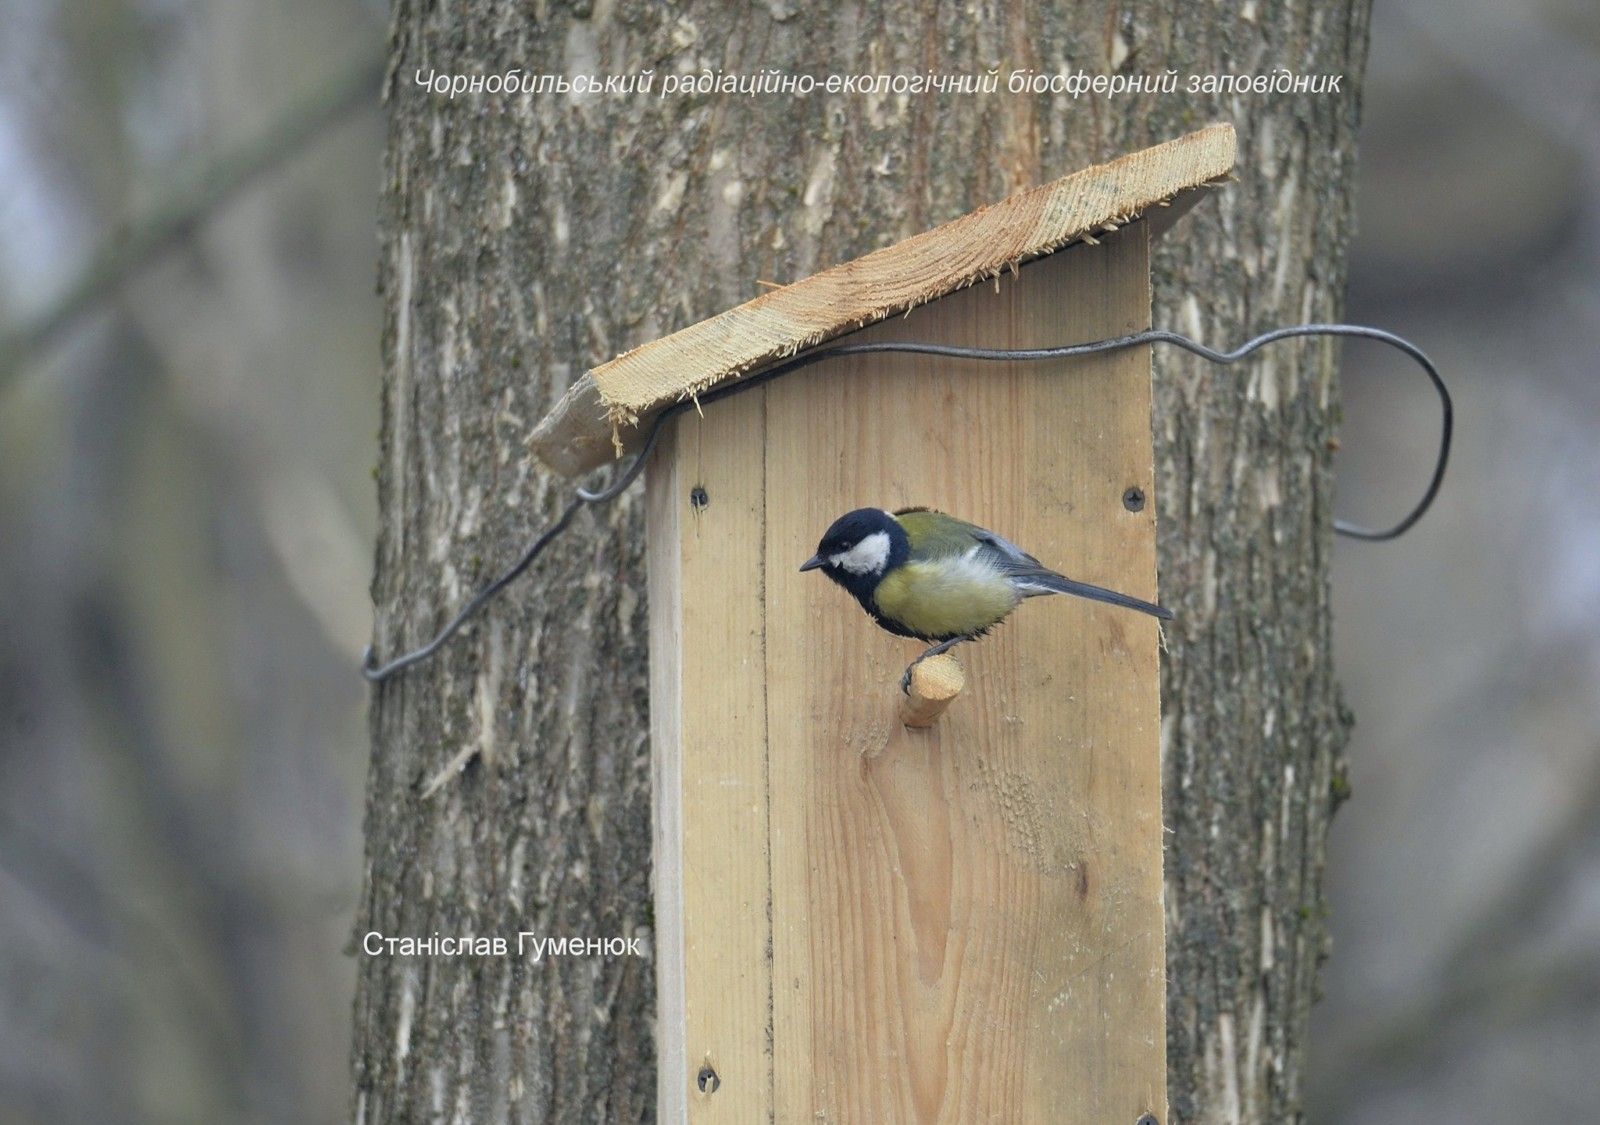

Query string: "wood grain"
[[649, 226, 1166, 1122], [532, 124, 1234, 477], [648, 386, 776, 1121]]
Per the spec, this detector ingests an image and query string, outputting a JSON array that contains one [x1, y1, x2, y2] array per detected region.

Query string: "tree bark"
[[353, 3, 1371, 1122]]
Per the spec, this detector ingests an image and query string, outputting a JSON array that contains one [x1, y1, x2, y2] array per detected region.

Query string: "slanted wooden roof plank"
[[530, 123, 1235, 477]]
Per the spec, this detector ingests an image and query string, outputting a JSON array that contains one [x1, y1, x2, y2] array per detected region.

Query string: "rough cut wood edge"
[[528, 122, 1233, 477], [898, 654, 965, 728]]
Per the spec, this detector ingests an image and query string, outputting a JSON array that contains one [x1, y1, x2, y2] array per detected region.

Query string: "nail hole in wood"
[[696, 1065, 720, 1094], [690, 485, 709, 512]]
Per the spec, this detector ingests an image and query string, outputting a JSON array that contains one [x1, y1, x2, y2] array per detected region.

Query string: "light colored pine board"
[[531, 123, 1233, 477], [647, 386, 775, 1122], [649, 225, 1166, 1122], [763, 228, 1166, 1123]]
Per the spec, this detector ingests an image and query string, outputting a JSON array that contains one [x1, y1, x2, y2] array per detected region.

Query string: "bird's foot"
[[901, 640, 961, 694]]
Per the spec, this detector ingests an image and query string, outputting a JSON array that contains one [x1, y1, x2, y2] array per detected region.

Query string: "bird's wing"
[[981, 526, 1173, 617], [892, 508, 1173, 620], [967, 528, 1068, 594], [894, 508, 1056, 584]]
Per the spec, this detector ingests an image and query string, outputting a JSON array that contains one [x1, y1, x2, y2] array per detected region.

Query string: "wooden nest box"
[[531, 124, 1235, 1123]]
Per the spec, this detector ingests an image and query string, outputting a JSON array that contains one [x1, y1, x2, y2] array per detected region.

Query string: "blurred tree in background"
[[0, 1, 383, 1120]]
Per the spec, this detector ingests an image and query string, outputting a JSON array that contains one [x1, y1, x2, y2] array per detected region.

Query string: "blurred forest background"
[[1, 1, 1596, 1122]]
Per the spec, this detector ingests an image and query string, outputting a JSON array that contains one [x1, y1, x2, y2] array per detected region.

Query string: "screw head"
[[1135, 1115, 1160, 1125], [696, 1065, 720, 1094], [690, 485, 709, 512], [1122, 486, 1147, 512]]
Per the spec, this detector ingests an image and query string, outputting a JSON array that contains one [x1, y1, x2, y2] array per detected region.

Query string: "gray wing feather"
[[972, 527, 1173, 619], [969, 529, 1064, 595]]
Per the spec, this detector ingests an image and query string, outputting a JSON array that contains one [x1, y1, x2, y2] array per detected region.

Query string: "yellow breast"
[[872, 556, 1020, 639]]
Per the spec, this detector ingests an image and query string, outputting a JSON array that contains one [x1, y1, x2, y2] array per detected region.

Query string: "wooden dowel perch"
[[899, 653, 965, 727]]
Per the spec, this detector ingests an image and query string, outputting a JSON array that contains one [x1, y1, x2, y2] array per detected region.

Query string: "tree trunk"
[[353, 3, 1371, 1122]]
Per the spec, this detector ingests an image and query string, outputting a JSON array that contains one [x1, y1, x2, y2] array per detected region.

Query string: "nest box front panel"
[[648, 228, 1166, 1124]]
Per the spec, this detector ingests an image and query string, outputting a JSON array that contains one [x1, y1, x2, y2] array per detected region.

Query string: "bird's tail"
[[1016, 572, 1174, 621]]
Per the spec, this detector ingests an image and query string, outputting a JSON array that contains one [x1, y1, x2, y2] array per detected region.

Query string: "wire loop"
[[362, 322, 1452, 682]]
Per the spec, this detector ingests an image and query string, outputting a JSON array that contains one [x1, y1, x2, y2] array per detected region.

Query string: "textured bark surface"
[[354, 3, 1371, 1122]]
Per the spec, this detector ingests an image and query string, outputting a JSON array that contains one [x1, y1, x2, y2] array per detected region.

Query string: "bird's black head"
[[798, 508, 909, 600]]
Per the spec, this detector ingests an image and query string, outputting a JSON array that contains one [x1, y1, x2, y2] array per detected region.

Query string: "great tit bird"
[[799, 507, 1172, 686]]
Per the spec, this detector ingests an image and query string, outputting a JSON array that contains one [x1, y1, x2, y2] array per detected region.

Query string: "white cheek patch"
[[830, 531, 891, 575]]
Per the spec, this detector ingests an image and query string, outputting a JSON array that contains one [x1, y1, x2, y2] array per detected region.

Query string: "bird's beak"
[[798, 554, 825, 573]]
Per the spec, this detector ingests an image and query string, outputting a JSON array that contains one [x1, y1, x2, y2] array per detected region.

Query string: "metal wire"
[[362, 322, 1452, 682]]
